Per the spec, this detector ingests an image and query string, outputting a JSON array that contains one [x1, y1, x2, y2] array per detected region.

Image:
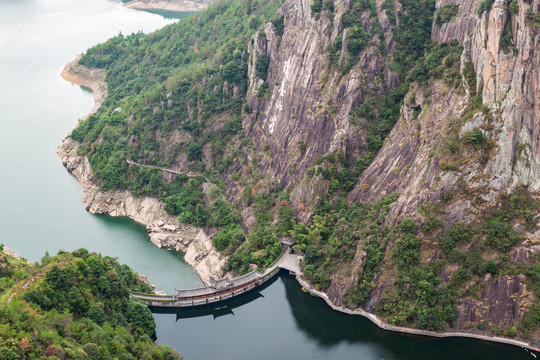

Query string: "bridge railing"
[[259, 249, 288, 278]]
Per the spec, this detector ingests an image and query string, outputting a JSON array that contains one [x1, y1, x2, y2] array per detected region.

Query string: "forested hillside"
[[65, 0, 540, 346], [0, 247, 180, 359]]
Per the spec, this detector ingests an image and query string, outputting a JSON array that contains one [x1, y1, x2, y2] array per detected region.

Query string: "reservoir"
[[0, 0, 535, 359]]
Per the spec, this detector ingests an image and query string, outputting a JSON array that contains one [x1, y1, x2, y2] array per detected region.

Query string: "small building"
[[280, 237, 296, 249]]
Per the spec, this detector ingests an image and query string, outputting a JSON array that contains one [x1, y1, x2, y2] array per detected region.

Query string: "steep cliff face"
[[58, 58, 226, 286], [349, 0, 540, 211], [59, 138, 226, 285], [341, 0, 540, 344], [242, 0, 397, 223]]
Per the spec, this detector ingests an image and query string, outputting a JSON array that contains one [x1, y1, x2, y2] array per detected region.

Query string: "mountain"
[[59, 0, 540, 347]]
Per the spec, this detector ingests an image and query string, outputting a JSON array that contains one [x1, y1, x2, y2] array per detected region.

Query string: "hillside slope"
[[0, 247, 180, 359]]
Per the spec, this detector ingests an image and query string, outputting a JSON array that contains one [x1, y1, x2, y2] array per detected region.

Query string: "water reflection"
[[281, 274, 535, 360], [150, 275, 277, 321], [152, 273, 536, 360]]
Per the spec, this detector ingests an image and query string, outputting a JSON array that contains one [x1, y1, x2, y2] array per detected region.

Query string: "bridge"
[[131, 249, 301, 308]]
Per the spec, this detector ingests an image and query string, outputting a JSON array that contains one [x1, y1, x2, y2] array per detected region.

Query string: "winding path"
[[126, 159, 201, 178], [126, 158, 249, 240]]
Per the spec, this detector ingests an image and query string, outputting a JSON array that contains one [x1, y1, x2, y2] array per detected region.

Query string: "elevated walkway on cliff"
[[131, 249, 302, 308]]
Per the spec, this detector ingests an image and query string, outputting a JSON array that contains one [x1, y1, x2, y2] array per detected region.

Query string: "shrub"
[[478, 0, 495, 16], [509, 0, 519, 14], [347, 26, 368, 56], [213, 225, 245, 252], [440, 222, 473, 254], [311, 0, 322, 14], [435, 5, 459, 26], [484, 219, 519, 253], [187, 140, 202, 161], [463, 129, 484, 146], [400, 218, 418, 234]]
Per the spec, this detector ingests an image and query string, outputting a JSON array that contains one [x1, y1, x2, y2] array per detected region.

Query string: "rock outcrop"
[[342, 0, 539, 345], [60, 0, 540, 348]]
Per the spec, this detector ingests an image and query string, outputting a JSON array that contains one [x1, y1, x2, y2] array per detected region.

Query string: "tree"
[[88, 304, 107, 326]]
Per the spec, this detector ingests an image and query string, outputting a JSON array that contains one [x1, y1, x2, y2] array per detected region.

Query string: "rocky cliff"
[[343, 0, 539, 345], [242, 0, 539, 346]]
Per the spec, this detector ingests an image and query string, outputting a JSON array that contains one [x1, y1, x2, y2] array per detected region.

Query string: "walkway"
[[126, 159, 201, 178], [131, 249, 301, 308]]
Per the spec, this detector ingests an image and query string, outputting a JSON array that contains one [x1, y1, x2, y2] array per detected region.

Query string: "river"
[[0, 0, 535, 359]]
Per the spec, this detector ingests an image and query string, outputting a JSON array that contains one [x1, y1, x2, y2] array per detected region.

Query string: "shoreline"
[[57, 56, 227, 287], [295, 276, 540, 354], [124, 0, 209, 12], [58, 56, 539, 354]]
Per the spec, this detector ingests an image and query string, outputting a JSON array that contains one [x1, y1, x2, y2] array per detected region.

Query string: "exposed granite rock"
[[58, 138, 226, 285], [457, 275, 530, 332], [343, 0, 539, 344], [244, 0, 394, 221]]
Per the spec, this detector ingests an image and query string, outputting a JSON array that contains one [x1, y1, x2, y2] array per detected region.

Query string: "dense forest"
[[0, 246, 180, 359], [68, 0, 540, 343]]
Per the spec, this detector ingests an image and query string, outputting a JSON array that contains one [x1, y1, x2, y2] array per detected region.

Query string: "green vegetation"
[[73, 0, 284, 230], [509, 0, 519, 14], [67, 0, 539, 341], [0, 248, 180, 359], [478, 0, 495, 16], [500, 13, 516, 53], [226, 184, 294, 274], [378, 186, 540, 332], [291, 194, 397, 300], [435, 5, 459, 26]]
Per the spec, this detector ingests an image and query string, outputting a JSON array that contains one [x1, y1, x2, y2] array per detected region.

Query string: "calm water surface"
[[0, 0, 200, 292], [0, 1, 536, 359]]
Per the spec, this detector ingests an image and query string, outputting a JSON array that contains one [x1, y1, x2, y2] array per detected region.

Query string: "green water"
[[0, 1, 536, 359], [0, 0, 202, 293], [154, 274, 537, 360]]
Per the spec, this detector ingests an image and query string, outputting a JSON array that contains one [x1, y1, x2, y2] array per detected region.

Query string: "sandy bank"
[[57, 56, 227, 287], [124, 0, 211, 12], [61, 55, 107, 124]]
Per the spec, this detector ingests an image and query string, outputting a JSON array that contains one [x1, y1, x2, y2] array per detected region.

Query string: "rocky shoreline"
[[124, 0, 212, 13], [57, 56, 226, 286]]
